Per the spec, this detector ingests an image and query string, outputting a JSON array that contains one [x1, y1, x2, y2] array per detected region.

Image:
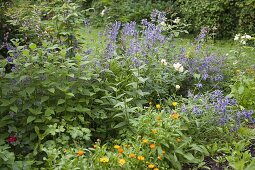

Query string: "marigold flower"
[[156, 104, 161, 109], [137, 156, 145, 161], [114, 145, 121, 149], [129, 153, 136, 158], [149, 143, 156, 149], [118, 148, 124, 153], [142, 139, 149, 144], [176, 137, 182, 142], [151, 129, 158, 134], [154, 168, 159, 170], [172, 102, 177, 107], [77, 150, 85, 156], [170, 112, 179, 120], [119, 159, 126, 166], [155, 115, 161, 121], [148, 164, 155, 169], [158, 156, 162, 160], [100, 156, 109, 163]]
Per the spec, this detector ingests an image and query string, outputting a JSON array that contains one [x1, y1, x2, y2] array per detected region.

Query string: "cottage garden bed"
[[0, 2, 255, 170]]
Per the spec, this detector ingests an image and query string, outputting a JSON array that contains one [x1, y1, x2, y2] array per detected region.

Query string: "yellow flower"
[[129, 153, 136, 158], [149, 143, 156, 149], [118, 148, 124, 153], [162, 150, 166, 154], [149, 100, 153, 105], [119, 159, 126, 166], [172, 102, 177, 107], [142, 139, 149, 144], [176, 137, 182, 142], [100, 156, 109, 163], [155, 115, 161, 121], [76, 150, 84, 156], [156, 104, 161, 109], [154, 168, 159, 170], [148, 164, 155, 169], [151, 129, 158, 134], [64, 149, 68, 153], [170, 112, 179, 120], [158, 156, 162, 160], [114, 145, 121, 149], [137, 156, 145, 161]]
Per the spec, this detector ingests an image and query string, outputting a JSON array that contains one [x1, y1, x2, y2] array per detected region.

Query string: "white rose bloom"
[[173, 62, 184, 72], [175, 85, 180, 90], [161, 59, 168, 66], [234, 34, 240, 41], [245, 35, 252, 39], [179, 66, 184, 72]]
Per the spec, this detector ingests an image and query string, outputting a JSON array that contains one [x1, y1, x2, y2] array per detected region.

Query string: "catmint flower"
[[196, 83, 203, 88]]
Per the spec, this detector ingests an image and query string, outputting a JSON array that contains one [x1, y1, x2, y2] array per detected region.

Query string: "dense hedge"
[[89, 0, 255, 38]]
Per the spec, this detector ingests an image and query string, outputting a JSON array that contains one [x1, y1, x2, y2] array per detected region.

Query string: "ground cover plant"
[[0, 0, 255, 169]]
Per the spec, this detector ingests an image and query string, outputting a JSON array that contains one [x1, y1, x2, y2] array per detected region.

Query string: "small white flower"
[[175, 85, 180, 90], [160, 59, 168, 66], [173, 17, 180, 24], [234, 34, 240, 41], [101, 9, 106, 16], [245, 34, 252, 39], [173, 62, 184, 73], [225, 53, 229, 56]]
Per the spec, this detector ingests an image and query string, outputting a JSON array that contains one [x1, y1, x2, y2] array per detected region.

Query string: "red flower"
[[7, 136, 17, 143]]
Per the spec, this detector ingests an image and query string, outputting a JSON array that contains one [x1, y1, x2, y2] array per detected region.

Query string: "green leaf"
[[66, 93, 75, 97], [27, 116, 36, 124], [26, 87, 35, 95], [29, 43, 37, 50], [45, 108, 55, 116], [238, 86, 244, 94], [57, 99, 66, 105], [113, 122, 127, 129], [41, 96, 49, 103], [48, 88, 55, 93], [10, 105, 18, 113]]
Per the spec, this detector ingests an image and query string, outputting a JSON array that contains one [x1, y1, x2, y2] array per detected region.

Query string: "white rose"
[[175, 85, 180, 90], [161, 59, 168, 66], [234, 34, 240, 41], [173, 62, 184, 72]]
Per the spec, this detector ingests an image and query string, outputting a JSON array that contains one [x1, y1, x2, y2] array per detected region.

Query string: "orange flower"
[[170, 112, 179, 120], [176, 137, 182, 142], [129, 153, 136, 158], [77, 150, 84, 156], [142, 139, 149, 144], [151, 129, 158, 134], [118, 148, 124, 153], [148, 164, 155, 169], [149, 143, 156, 149], [137, 156, 145, 161], [114, 145, 121, 149], [93, 145, 97, 149], [119, 158, 126, 166], [156, 104, 161, 109]]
